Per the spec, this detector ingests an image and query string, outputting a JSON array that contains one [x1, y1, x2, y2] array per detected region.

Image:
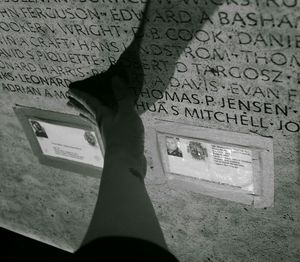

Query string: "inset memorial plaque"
[[13, 104, 104, 177], [152, 121, 274, 208]]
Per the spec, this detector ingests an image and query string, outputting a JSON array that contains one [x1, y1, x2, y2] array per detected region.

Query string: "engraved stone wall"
[[0, 1, 299, 261]]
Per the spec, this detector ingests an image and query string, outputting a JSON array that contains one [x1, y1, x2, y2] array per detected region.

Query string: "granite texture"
[[0, 1, 299, 261]]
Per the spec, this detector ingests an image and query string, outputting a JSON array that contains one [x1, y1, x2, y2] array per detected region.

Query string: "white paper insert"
[[29, 118, 103, 168], [165, 136, 254, 192]]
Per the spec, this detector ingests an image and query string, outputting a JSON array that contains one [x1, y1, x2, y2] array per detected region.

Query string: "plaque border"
[[13, 104, 104, 178], [149, 120, 274, 208]]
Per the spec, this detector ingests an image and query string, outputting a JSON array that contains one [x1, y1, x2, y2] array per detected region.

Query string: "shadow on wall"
[[68, 1, 219, 114], [120, 0, 220, 114]]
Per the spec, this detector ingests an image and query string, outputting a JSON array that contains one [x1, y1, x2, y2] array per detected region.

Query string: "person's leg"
[[68, 76, 168, 251]]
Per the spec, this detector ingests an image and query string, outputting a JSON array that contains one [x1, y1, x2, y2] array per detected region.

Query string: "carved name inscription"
[[0, 0, 299, 133]]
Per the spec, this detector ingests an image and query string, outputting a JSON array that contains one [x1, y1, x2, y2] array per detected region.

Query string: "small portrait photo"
[[84, 131, 97, 146], [166, 136, 183, 158], [30, 120, 48, 138], [187, 141, 208, 161]]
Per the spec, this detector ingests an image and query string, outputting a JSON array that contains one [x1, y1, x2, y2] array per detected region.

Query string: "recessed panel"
[[13, 104, 104, 177], [151, 121, 274, 208]]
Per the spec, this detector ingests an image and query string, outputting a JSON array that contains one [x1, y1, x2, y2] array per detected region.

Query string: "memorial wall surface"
[[0, 1, 299, 261]]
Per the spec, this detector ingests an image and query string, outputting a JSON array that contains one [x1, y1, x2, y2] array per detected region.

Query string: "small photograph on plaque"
[[30, 120, 49, 138], [163, 135, 254, 192], [166, 136, 183, 157]]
